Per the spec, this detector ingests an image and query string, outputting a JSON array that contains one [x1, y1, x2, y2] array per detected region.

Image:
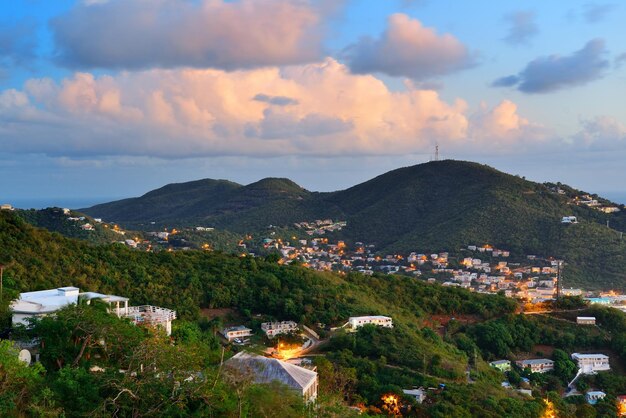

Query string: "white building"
[[221, 325, 253, 341], [576, 317, 596, 325], [348, 315, 393, 330], [515, 359, 554, 373], [227, 352, 318, 401], [0, 203, 14, 211], [586, 391, 606, 405], [10, 287, 176, 335], [402, 388, 426, 404], [261, 321, 298, 338], [562, 216, 578, 224], [571, 353, 610, 374]]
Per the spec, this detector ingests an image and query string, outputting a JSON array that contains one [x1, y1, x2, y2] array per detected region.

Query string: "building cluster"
[[491, 344, 613, 405], [293, 219, 347, 236]]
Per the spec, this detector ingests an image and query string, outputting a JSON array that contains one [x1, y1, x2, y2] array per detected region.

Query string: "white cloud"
[[0, 59, 543, 158]]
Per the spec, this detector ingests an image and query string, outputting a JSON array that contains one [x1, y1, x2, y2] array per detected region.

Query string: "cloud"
[[493, 39, 610, 93], [469, 100, 548, 148], [615, 52, 626, 68], [573, 116, 626, 148], [582, 3, 616, 23], [0, 58, 544, 159], [502, 11, 538, 45], [342, 13, 475, 80], [252, 94, 299, 106], [50, 0, 330, 70]]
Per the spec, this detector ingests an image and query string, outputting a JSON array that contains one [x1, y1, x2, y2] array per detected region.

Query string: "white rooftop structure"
[[10, 286, 175, 335], [571, 353, 610, 374], [348, 315, 393, 330], [227, 352, 318, 401], [403, 388, 426, 404]]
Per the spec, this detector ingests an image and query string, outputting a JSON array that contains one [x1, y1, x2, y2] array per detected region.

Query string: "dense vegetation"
[[81, 160, 626, 290], [3, 210, 626, 416]]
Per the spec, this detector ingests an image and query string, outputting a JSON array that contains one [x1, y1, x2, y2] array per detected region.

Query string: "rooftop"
[[227, 352, 317, 393]]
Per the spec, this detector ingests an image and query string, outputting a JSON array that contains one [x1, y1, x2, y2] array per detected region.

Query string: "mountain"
[[81, 160, 626, 289]]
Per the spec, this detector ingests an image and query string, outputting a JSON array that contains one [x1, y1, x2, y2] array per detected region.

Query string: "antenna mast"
[[435, 144, 439, 161]]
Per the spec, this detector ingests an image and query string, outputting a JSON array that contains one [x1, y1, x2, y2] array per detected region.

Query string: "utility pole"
[[0, 264, 4, 302], [435, 144, 439, 161], [556, 260, 561, 302]]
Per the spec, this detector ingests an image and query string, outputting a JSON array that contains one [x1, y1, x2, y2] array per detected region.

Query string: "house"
[[10, 286, 176, 335], [586, 391, 606, 405], [221, 325, 253, 342], [515, 359, 554, 373], [402, 387, 426, 404], [226, 352, 318, 401], [571, 353, 610, 373], [81, 223, 94, 231], [577, 317, 596, 325], [0, 203, 14, 211], [348, 315, 393, 330], [562, 216, 578, 224], [261, 321, 298, 338], [490, 360, 511, 372]]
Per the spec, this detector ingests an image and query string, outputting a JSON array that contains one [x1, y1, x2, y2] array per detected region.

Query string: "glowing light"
[[541, 399, 557, 418], [381, 394, 401, 416]]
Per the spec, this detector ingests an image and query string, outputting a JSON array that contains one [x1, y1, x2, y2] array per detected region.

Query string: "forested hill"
[[81, 160, 626, 289]]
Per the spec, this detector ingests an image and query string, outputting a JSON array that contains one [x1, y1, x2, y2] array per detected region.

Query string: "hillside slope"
[[81, 160, 626, 289]]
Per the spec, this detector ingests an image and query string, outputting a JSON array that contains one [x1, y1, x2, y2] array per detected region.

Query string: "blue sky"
[[1, 0, 625, 206]]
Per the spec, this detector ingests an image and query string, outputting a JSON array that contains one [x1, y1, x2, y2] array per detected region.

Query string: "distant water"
[[3, 197, 124, 210], [601, 192, 626, 205]]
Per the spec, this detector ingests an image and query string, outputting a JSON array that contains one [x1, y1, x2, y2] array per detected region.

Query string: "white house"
[[402, 388, 426, 404], [348, 315, 393, 330], [10, 287, 176, 335], [261, 321, 299, 338], [221, 325, 253, 341], [515, 359, 554, 373], [576, 317, 596, 325], [571, 353, 610, 374], [562, 216, 578, 224], [0, 203, 14, 211], [226, 352, 318, 401], [586, 391, 606, 405]]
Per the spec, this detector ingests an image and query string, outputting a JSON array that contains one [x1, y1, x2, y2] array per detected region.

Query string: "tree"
[[0, 340, 45, 415], [553, 349, 577, 385]]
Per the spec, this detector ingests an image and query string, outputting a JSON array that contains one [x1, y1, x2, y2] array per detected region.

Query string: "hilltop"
[[81, 160, 626, 289]]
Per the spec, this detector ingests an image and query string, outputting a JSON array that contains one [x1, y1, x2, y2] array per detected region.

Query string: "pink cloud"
[[343, 13, 475, 80]]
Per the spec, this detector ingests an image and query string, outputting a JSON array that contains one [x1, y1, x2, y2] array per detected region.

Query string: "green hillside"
[[5, 209, 626, 416], [80, 160, 626, 289]]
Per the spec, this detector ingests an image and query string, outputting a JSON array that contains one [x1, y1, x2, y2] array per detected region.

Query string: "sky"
[[1, 0, 625, 207]]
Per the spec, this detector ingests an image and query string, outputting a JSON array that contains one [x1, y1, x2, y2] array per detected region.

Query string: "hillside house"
[[10, 287, 176, 335], [261, 321, 298, 338], [577, 317, 596, 325], [490, 360, 512, 372], [571, 353, 610, 373], [516, 359, 554, 373], [226, 352, 318, 401], [221, 325, 253, 342], [1, 203, 14, 211], [562, 216, 578, 224], [348, 315, 393, 331], [586, 391, 606, 405], [402, 388, 426, 404]]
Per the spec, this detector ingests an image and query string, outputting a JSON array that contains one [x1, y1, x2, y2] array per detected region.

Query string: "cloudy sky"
[[1, 0, 625, 206]]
